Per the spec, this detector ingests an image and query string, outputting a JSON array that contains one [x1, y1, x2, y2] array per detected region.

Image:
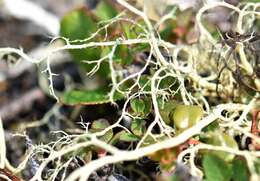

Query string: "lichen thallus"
[[212, 30, 260, 96]]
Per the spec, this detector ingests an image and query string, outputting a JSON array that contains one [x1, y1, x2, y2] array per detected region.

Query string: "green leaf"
[[203, 121, 219, 132], [90, 119, 113, 143], [139, 75, 151, 91], [202, 154, 232, 181], [60, 9, 100, 61], [142, 97, 152, 116], [99, 130, 114, 143], [171, 105, 203, 131], [159, 101, 177, 125], [109, 130, 140, 145], [60, 9, 110, 76], [118, 79, 135, 92], [61, 88, 123, 105], [232, 159, 249, 181], [119, 131, 140, 142], [114, 45, 133, 65], [159, 76, 177, 89], [60, 9, 97, 41], [131, 119, 146, 137], [130, 98, 145, 114], [122, 24, 136, 39], [109, 130, 125, 145], [141, 134, 168, 147], [94, 0, 117, 21], [91, 119, 110, 130], [205, 132, 238, 162], [160, 20, 176, 41], [130, 97, 152, 118]]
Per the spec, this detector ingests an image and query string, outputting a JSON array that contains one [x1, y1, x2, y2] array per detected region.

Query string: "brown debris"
[[251, 109, 260, 150], [0, 168, 24, 181]]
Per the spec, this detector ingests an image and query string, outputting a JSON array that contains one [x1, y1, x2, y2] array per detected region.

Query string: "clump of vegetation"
[[0, 0, 259, 181]]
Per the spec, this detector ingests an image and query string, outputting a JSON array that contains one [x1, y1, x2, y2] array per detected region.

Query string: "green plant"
[[0, 0, 259, 181]]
